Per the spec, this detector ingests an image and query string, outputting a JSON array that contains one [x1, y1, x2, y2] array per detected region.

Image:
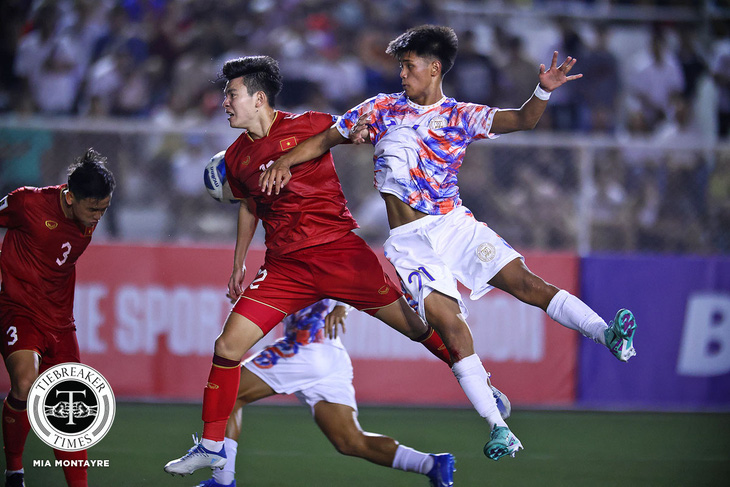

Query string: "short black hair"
[[386, 25, 459, 75], [67, 148, 116, 200], [221, 56, 283, 107]]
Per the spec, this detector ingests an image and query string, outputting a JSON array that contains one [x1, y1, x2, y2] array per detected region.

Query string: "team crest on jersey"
[[429, 116, 447, 130], [241, 155, 250, 166], [476, 242, 496, 262], [279, 136, 297, 151], [45, 220, 58, 230], [84, 225, 94, 237]]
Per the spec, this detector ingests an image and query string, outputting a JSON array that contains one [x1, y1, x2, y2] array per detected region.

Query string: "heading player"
[[164, 55, 452, 477], [0, 148, 115, 487], [260, 25, 638, 461], [197, 299, 470, 487]]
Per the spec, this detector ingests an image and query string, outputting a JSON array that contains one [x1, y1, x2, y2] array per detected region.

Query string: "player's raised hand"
[[350, 112, 372, 145], [259, 159, 292, 195], [325, 305, 349, 339], [538, 51, 582, 92], [227, 264, 246, 303]]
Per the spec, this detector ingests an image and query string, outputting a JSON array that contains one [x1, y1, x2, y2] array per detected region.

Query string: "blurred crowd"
[[0, 0, 728, 254]]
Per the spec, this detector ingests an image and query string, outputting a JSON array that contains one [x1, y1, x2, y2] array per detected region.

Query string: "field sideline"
[[4, 402, 729, 486]]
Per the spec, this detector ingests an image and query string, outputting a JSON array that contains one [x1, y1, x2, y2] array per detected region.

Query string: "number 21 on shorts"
[[407, 266, 435, 291]]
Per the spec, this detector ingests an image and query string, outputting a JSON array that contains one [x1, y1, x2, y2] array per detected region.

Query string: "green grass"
[[5, 402, 730, 487]]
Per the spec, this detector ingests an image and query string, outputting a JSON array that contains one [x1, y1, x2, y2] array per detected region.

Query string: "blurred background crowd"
[[0, 0, 728, 254]]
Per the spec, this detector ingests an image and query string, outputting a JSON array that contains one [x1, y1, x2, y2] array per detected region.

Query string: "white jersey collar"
[[406, 95, 447, 111]]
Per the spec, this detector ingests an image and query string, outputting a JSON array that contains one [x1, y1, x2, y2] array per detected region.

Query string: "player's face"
[[398, 52, 438, 104], [67, 192, 112, 227], [222, 77, 258, 129]]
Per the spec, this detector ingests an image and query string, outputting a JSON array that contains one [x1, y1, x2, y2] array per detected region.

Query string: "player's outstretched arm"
[[259, 126, 348, 195], [491, 51, 582, 134]]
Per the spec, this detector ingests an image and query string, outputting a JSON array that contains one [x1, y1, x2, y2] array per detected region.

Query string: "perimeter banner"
[[0, 244, 579, 406], [578, 255, 730, 409]]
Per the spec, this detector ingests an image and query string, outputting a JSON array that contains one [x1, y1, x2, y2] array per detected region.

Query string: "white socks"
[[547, 290, 608, 344], [392, 445, 433, 474], [201, 438, 224, 452], [451, 354, 507, 429], [213, 437, 238, 486]]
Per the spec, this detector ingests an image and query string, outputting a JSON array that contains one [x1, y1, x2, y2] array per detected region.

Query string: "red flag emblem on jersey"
[[279, 136, 297, 151]]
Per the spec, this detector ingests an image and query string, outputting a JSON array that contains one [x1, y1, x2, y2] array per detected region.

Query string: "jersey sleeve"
[[306, 111, 339, 134], [335, 95, 379, 140], [0, 189, 25, 229], [460, 102, 500, 141]]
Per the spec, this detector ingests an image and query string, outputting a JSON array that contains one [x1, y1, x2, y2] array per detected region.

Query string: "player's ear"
[[64, 190, 74, 206], [431, 59, 441, 77]]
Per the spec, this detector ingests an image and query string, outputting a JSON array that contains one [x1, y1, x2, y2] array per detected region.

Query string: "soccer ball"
[[204, 150, 237, 203]]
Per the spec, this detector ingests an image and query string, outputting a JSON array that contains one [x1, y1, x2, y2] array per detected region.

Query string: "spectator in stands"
[[626, 24, 685, 133], [578, 23, 621, 133], [13, 2, 85, 114], [447, 30, 499, 106]]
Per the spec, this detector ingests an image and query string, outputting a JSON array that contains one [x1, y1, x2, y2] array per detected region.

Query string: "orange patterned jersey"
[[336, 92, 499, 215]]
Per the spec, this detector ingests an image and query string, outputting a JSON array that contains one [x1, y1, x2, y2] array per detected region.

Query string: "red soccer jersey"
[[225, 110, 358, 255], [0, 185, 96, 331]]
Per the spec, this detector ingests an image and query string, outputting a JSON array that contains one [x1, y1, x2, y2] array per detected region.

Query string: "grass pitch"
[[6, 402, 729, 486]]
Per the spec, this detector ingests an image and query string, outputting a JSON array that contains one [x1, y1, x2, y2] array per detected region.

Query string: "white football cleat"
[[164, 434, 226, 476]]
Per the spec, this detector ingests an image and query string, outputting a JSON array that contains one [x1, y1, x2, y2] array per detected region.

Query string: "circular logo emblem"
[[429, 116, 447, 130], [476, 242, 496, 262], [28, 363, 115, 452]]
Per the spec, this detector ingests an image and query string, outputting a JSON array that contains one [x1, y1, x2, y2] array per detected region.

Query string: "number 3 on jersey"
[[6, 326, 18, 346], [56, 241, 72, 266]]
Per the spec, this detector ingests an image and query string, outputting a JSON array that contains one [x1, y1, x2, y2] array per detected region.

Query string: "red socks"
[[54, 449, 88, 487], [416, 327, 452, 365], [201, 355, 241, 441], [2, 396, 30, 471], [3, 395, 88, 485]]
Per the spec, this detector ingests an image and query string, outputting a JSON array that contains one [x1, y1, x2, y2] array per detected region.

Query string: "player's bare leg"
[[164, 312, 264, 476], [314, 401, 455, 486], [490, 258, 636, 361], [422, 291, 522, 460], [372, 297, 452, 364], [3, 351, 39, 487]]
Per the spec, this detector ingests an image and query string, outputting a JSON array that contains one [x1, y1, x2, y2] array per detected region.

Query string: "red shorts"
[[233, 232, 402, 335], [0, 313, 80, 372]]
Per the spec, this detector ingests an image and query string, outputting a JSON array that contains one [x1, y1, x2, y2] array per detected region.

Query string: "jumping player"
[[164, 55, 451, 477], [0, 149, 115, 487], [260, 25, 638, 461], [196, 299, 497, 487]]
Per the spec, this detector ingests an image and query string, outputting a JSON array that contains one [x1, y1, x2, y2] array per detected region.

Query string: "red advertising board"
[[0, 244, 579, 407]]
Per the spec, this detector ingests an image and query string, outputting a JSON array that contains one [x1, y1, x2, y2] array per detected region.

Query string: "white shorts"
[[383, 205, 523, 320], [243, 338, 357, 414]]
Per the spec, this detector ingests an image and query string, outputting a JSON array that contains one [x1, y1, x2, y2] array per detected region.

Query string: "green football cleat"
[[604, 309, 637, 362], [483, 425, 523, 461]]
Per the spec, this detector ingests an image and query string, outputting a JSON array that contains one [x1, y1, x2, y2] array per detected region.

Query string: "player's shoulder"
[[284, 110, 337, 125], [6, 185, 61, 202]]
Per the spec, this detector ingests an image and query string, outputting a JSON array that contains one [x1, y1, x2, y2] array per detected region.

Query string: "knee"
[[213, 334, 240, 361], [10, 374, 36, 400]]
